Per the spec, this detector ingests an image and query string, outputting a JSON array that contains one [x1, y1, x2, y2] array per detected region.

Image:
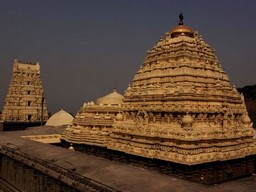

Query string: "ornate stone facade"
[[1, 59, 48, 123], [61, 89, 123, 147], [108, 16, 256, 165]]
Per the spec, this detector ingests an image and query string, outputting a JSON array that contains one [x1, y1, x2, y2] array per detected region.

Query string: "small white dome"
[[96, 89, 124, 105], [46, 109, 74, 126]]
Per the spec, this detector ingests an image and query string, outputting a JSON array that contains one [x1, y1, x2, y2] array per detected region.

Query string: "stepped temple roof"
[[109, 14, 256, 165]]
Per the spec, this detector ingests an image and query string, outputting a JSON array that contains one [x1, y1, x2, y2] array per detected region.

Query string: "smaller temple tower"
[[1, 59, 48, 131], [61, 89, 123, 148]]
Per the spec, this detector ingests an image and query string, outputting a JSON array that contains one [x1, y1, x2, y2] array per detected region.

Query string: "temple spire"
[[179, 13, 184, 25]]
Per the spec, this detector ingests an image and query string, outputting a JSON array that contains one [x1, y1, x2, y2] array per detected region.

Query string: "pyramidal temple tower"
[[1, 59, 48, 130], [60, 15, 256, 184], [107, 14, 256, 180]]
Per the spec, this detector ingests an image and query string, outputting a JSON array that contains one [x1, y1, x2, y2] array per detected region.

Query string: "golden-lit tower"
[[108, 14, 256, 183], [1, 59, 48, 130]]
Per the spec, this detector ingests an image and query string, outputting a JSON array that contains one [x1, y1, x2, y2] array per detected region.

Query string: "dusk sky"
[[0, 0, 256, 115]]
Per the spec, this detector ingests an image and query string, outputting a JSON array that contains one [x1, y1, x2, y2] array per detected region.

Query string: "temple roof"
[[14, 59, 39, 65], [123, 14, 242, 108]]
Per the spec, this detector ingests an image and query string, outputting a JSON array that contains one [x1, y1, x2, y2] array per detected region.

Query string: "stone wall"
[[0, 156, 78, 192], [0, 145, 118, 192]]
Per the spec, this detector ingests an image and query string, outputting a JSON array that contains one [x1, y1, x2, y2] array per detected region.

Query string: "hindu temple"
[[0, 59, 48, 131], [110, 13, 255, 162], [108, 14, 256, 183], [61, 14, 256, 184], [61, 89, 123, 148]]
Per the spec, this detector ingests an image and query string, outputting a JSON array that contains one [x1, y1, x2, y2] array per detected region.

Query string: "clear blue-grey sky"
[[0, 0, 256, 115]]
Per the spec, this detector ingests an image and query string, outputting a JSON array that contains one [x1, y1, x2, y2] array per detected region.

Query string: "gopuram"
[[61, 14, 256, 184], [1, 59, 48, 131], [61, 89, 123, 148]]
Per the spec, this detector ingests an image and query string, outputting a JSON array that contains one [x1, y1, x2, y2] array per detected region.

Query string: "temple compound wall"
[[1, 59, 48, 131], [0, 145, 117, 192]]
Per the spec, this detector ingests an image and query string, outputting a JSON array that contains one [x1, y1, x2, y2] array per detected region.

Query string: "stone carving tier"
[[109, 22, 256, 165]]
